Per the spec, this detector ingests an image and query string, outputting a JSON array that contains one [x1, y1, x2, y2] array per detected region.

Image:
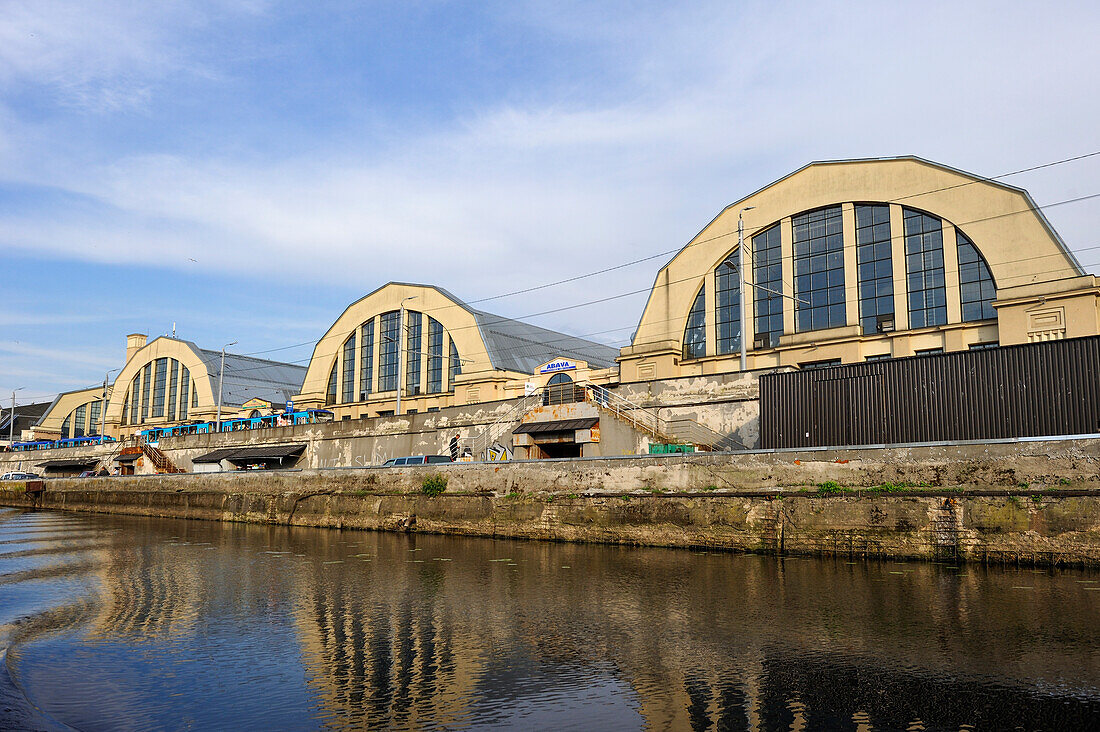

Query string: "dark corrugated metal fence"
[[760, 335, 1100, 448]]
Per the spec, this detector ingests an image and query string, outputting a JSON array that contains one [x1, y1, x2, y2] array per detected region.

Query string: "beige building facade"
[[25, 157, 1098, 447], [30, 334, 306, 440], [620, 156, 1097, 381], [293, 283, 620, 420]]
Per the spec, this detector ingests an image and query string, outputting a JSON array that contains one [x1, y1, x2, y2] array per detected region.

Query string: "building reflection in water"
[[18, 512, 1100, 730]]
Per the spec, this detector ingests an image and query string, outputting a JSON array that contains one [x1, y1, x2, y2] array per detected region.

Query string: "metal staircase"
[[584, 384, 748, 451], [462, 382, 748, 460], [464, 389, 545, 460], [141, 443, 185, 474], [583, 384, 671, 442]]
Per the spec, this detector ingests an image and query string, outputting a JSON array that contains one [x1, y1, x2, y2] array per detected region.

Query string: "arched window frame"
[[752, 223, 784, 348], [341, 332, 357, 403], [326, 359, 338, 405], [715, 250, 742, 356], [792, 205, 846, 332], [682, 285, 707, 360], [957, 230, 997, 322]]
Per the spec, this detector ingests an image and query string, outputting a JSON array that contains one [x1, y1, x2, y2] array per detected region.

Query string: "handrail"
[[584, 384, 666, 439], [464, 387, 545, 459]]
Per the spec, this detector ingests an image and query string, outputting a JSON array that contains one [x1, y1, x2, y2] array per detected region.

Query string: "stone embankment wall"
[[0, 372, 762, 474], [3, 439, 1100, 565]]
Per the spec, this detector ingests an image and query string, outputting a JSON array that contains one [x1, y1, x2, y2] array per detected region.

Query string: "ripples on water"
[[2, 506, 1100, 730]]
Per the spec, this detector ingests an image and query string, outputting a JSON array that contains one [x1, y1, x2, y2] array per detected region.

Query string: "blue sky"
[[2, 0, 1099, 404]]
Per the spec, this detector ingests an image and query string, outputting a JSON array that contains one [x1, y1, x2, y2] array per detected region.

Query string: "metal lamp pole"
[[99, 368, 121, 438], [395, 296, 417, 416], [216, 341, 238, 431], [738, 207, 755, 373], [9, 387, 24, 445]]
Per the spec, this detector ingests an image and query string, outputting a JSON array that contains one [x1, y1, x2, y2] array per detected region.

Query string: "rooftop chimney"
[[126, 333, 148, 363]]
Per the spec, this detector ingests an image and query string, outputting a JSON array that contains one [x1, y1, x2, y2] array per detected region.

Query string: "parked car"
[[380, 455, 453, 467], [1, 471, 41, 480]]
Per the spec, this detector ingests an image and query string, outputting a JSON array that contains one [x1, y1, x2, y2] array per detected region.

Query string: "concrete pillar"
[[842, 203, 859, 327], [780, 216, 795, 337], [889, 204, 910, 331], [942, 221, 962, 324]]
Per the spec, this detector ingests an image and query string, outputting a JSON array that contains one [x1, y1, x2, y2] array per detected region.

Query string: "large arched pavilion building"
[[293, 283, 620, 419], [619, 156, 1097, 381], [31, 334, 307, 440]]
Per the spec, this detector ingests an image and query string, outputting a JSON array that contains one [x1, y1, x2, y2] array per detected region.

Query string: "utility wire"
[[221, 190, 1100, 378], [237, 151, 1100, 359]]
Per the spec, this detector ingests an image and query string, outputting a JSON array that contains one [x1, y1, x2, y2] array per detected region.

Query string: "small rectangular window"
[[799, 358, 842, 370]]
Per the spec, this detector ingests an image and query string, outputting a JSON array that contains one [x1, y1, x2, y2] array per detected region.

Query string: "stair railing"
[[583, 384, 668, 440], [465, 387, 545, 460]]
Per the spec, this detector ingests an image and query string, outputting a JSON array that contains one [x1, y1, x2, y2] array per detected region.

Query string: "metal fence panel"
[[760, 336, 1100, 448]]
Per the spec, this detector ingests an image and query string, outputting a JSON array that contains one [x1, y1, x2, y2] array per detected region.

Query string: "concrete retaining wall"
[[3, 439, 1099, 565]]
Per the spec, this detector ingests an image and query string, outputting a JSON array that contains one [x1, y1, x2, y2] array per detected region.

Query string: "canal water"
[[2, 507, 1099, 731]]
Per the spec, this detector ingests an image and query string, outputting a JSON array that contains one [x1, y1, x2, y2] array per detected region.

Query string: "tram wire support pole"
[[8, 387, 24, 446], [396, 296, 417, 417], [738, 207, 755, 373], [99, 368, 121, 439], [216, 341, 238, 432]]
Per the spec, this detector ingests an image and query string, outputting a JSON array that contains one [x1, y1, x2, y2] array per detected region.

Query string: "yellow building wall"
[[103, 337, 218, 437], [27, 387, 103, 440], [623, 157, 1094, 376]]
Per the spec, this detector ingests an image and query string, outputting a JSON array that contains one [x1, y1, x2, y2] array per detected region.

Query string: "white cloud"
[[0, 0, 1097, 339]]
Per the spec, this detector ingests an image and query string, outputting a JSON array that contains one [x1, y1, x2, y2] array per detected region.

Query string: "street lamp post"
[[738, 207, 755, 373], [99, 368, 121, 438], [216, 341, 238, 430], [9, 387, 24, 445], [395, 296, 417, 416]]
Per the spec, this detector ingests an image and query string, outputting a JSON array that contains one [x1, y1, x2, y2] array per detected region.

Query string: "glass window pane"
[[792, 207, 844, 333]]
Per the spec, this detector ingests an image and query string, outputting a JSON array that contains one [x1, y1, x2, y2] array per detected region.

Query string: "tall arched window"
[[72, 404, 87, 438], [406, 311, 422, 396], [427, 317, 444, 394], [341, 332, 356, 403], [855, 204, 894, 334], [359, 319, 374, 400], [682, 286, 706, 359], [88, 400, 101, 436], [715, 253, 741, 355], [903, 208, 947, 328], [140, 362, 152, 423], [957, 231, 996, 321], [167, 360, 179, 420], [179, 366, 190, 420], [151, 358, 168, 418], [753, 224, 784, 348], [448, 340, 461, 391], [379, 311, 400, 392], [793, 206, 845, 332], [326, 360, 338, 405], [129, 374, 140, 425]]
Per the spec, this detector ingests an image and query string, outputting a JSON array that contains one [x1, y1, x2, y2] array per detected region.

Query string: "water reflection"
[[2, 507, 1099, 730]]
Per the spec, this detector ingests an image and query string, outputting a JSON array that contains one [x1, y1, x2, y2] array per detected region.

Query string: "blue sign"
[[539, 359, 577, 374]]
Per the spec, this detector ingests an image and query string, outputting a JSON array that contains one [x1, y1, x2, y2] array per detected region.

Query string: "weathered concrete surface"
[[2, 439, 1099, 565], [0, 372, 766, 475]]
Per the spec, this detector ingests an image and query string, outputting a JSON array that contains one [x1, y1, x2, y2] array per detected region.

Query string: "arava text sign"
[[539, 359, 577, 374]]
